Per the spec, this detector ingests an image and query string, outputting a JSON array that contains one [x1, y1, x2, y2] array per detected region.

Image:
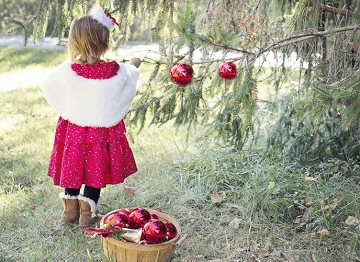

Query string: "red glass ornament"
[[128, 208, 151, 229], [163, 221, 177, 240], [119, 208, 131, 220], [150, 213, 159, 220], [104, 212, 128, 228], [218, 62, 237, 80], [143, 219, 167, 244], [170, 63, 194, 86]]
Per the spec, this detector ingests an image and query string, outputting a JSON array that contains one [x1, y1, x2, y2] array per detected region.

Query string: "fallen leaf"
[[345, 216, 360, 226], [211, 191, 226, 204], [229, 218, 242, 229], [225, 231, 230, 250], [319, 229, 330, 237], [267, 181, 275, 190], [274, 250, 282, 257], [321, 205, 329, 212], [304, 176, 321, 182], [293, 216, 301, 224], [256, 250, 269, 258], [123, 186, 136, 197], [310, 229, 330, 237], [190, 255, 205, 261], [332, 198, 342, 206]]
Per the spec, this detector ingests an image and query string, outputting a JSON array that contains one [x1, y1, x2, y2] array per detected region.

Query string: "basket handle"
[[175, 233, 188, 247]]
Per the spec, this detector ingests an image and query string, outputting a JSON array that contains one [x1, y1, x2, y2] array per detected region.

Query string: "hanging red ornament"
[[218, 62, 237, 80], [150, 213, 159, 220], [128, 208, 151, 229], [143, 219, 167, 244], [170, 62, 194, 86], [163, 221, 177, 240]]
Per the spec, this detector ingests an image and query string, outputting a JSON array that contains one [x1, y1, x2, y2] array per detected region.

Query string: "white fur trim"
[[59, 192, 78, 200], [42, 60, 139, 127], [89, 3, 113, 29], [78, 194, 103, 218]]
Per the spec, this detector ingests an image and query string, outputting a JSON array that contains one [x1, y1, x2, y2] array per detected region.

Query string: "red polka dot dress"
[[47, 60, 138, 189]]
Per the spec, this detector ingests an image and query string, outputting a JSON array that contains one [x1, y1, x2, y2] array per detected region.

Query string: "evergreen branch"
[[197, 35, 256, 56], [206, 0, 212, 12], [192, 56, 245, 64], [260, 25, 360, 55], [5, 16, 37, 37], [122, 25, 359, 66], [5, 18, 26, 31], [194, 68, 218, 80], [294, 0, 354, 17], [123, 56, 246, 66], [118, 58, 162, 64], [311, 85, 332, 97], [128, 96, 163, 113], [328, 69, 360, 89], [208, 42, 255, 56], [142, 57, 166, 64]]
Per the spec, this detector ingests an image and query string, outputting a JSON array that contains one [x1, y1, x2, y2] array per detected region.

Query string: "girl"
[[42, 3, 141, 228]]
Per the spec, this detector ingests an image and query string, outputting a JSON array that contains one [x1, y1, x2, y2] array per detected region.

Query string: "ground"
[[1, 38, 360, 262]]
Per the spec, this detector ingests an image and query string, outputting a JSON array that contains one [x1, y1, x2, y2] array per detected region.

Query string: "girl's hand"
[[129, 58, 141, 68]]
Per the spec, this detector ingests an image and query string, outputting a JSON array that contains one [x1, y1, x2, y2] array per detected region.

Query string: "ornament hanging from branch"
[[218, 62, 237, 80], [170, 63, 194, 87]]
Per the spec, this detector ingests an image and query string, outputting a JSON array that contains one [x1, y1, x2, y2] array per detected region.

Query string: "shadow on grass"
[[0, 85, 56, 192], [0, 158, 34, 191], [0, 46, 67, 73], [2, 87, 52, 115]]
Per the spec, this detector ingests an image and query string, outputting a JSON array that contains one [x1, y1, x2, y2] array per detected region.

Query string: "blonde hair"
[[68, 15, 110, 64]]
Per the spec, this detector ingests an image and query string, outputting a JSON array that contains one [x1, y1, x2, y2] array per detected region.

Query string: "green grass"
[[1, 46, 360, 262], [0, 46, 69, 73]]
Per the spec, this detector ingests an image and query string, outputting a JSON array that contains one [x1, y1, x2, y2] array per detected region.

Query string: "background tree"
[[0, 0, 42, 44], [4, 0, 360, 162]]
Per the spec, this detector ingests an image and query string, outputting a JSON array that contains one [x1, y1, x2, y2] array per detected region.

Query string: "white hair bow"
[[89, 3, 117, 29]]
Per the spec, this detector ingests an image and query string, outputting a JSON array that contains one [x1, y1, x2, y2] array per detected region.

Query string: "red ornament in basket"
[[143, 219, 167, 244], [150, 212, 159, 219], [85, 207, 183, 249], [103, 211, 128, 228], [118, 208, 131, 220], [128, 208, 151, 229], [164, 221, 177, 240]]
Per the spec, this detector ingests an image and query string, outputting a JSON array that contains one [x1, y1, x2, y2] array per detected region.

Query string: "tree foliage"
[[4, 0, 360, 159]]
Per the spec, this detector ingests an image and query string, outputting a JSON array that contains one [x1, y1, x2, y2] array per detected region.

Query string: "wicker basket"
[[100, 208, 187, 262]]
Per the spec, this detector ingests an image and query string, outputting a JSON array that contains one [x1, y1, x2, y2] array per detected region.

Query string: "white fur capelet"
[[42, 60, 139, 127]]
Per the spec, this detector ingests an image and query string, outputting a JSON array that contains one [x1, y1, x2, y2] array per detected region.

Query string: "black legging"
[[65, 186, 101, 203]]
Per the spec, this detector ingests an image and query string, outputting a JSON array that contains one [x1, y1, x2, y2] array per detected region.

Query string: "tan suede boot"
[[78, 195, 103, 228], [59, 192, 80, 224]]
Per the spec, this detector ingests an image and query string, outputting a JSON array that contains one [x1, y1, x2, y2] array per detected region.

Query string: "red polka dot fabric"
[[47, 61, 137, 189], [71, 60, 120, 79]]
